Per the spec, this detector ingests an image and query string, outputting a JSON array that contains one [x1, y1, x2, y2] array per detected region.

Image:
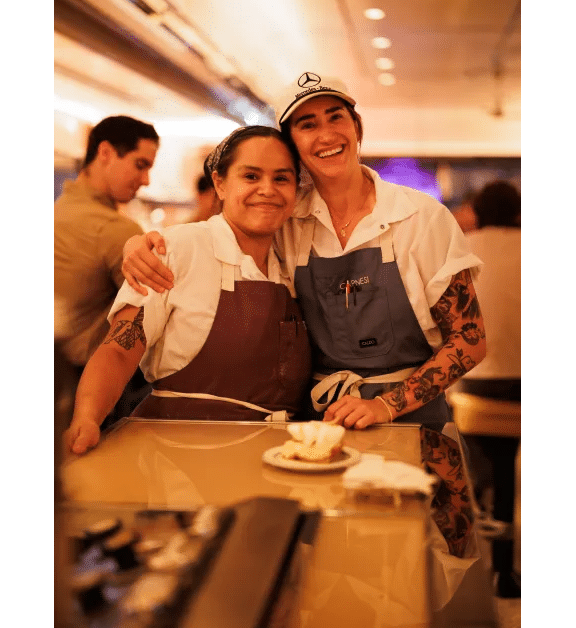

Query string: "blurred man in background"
[[54, 115, 159, 426]]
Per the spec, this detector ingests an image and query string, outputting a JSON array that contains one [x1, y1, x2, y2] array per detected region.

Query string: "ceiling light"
[[371, 37, 391, 49], [378, 73, 396, 86], [364, 8, 385, 20], [375, 57, 395, 71]]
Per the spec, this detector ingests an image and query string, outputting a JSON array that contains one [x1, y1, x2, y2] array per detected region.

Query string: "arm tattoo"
[[388, 381, 410, 413], [431, 270, 484, 346], [411, 366, 446, 404], [386, 270, 486, 414], [104, 307, 146, 350]]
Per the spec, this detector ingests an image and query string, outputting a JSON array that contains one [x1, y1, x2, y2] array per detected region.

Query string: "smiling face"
[[102, 138, 158, 203], [288, 95, 361, 181], [213, 136, 298, 241]]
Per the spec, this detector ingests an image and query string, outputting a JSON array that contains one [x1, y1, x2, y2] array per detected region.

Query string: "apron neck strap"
[[296, 218, 316, 267], [221, 262, 241, 291], [379, 226, 394, 263]]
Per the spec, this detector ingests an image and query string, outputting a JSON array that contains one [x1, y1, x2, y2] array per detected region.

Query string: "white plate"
[[262, 446, 362, 472]]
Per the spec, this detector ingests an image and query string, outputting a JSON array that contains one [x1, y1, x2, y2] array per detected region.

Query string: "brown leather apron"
[[132, 262, 312, 420]]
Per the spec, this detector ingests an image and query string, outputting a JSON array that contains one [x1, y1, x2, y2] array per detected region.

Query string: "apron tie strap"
[[151, 390, 290, 422], [310, 366, 418, 412]]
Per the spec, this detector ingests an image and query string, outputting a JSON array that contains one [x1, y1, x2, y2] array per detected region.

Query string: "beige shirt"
[[463, 227, 521, 379], [54, 177, 143, 366]]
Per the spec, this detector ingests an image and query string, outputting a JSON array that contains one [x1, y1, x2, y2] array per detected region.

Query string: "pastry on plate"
[[281, 421, 345, 463]]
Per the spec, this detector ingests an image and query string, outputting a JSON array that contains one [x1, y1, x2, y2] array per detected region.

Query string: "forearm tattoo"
[[431, 270, 482, 341], [104, 307, 146, 350], [387, 270, 485, 414]]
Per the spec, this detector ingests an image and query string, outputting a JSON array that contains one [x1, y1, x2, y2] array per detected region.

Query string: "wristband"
[[375, 396, 394, 422]]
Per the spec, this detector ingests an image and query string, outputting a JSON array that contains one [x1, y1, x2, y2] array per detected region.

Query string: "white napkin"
[[342, 453, 437, 494]]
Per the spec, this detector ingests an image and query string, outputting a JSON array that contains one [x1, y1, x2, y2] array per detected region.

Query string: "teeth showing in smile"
[[318, 146, 343, 158]]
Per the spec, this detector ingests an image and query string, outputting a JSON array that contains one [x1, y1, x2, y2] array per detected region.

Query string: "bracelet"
[[375, 396, 394, 422]]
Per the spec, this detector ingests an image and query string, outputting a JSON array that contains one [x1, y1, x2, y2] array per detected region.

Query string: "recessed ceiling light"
[[378, 73, 396, 86], [371, 37, 391, 49], [375, 57, 395, 71], [364, 8, 385, 20]]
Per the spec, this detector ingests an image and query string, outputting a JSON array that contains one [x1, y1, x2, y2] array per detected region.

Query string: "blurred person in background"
[[64, 126, 311, 455], [54, 115, 159, 429], [190, 173, 218, 222], [451, 191, 478, 233], [457, 180, 521, 598]]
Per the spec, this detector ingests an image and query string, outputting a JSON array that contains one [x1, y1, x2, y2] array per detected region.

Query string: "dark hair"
[[279, 96, 364, 152], [203, 125, 301, 184], [196, 174, 213, 194], [82, 115, 159, 169], [473, 181, 521, 228]]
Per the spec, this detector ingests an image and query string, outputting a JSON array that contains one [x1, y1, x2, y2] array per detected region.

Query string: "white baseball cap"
[[274, 72, 356, 125]]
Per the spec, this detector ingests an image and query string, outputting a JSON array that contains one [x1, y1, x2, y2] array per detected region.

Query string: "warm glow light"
[[378, 73, 396, 86], [375, 57, 395, 71], [364, 8, 385, 20], [152, 117, 240, 138], [372, 37, 392, 49], [54, 95, 104, 124]]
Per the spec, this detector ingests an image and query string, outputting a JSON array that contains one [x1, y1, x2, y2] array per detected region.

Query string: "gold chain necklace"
[[339, 218, 353, 238], [336, 178, 372, 238]]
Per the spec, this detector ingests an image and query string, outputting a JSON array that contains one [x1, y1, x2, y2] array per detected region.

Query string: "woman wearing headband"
[[122, 73, 486, 433], [65, 126, 311, 454]]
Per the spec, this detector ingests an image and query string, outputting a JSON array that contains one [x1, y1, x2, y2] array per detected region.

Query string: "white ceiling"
[[54, 0, 521, 157]]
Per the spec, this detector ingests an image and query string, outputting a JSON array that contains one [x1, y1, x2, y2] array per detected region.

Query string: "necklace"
[[339, 218, 353, 238], [335, 177, 372, 238]]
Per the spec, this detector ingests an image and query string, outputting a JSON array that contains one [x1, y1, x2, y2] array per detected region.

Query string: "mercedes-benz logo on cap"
[[298, 72, 321, 88]]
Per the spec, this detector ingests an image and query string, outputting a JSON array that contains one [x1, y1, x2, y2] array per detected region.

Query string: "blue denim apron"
[[294, 217, 449, 430]]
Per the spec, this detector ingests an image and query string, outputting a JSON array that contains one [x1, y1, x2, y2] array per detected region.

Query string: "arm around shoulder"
[[122, 231, 173, 295]]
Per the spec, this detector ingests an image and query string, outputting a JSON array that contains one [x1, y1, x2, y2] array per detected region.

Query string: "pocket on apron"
[[322, 285, 395, 360]]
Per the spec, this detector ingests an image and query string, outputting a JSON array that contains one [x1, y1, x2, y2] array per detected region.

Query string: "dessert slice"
[[281, 421, 345, 462]]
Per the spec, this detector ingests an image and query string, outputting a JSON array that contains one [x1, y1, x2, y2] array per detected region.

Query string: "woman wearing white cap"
[[122, 73, 486, 433]]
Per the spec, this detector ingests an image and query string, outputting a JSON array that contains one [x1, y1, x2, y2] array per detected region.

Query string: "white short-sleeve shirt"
[[274, 166, 483, 349], [108, 214, 293, 381]]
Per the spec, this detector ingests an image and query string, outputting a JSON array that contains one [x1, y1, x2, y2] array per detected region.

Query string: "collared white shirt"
[[274, 166, 483, 349], [109, 214, 292, 381]]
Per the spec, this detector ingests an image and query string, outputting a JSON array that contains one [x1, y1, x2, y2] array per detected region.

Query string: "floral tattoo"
[[386, 269, 485, 413], [431, 270, 483, 346], [104, 307, 146, 350]]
